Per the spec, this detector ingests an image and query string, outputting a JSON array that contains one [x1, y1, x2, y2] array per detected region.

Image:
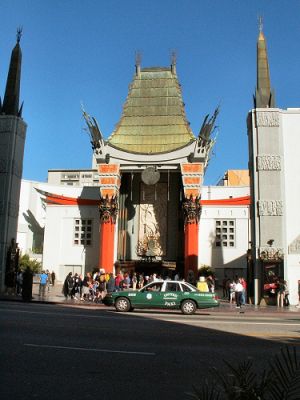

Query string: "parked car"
[[103, 280, 219, 315]]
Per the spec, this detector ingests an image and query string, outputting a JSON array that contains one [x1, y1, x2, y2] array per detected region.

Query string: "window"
[[180, 283, 193, 292], [166, 282, 181, 292], [142, 282, 163, 292], [215, 219, 235, 247], [73, 219, 92, 246]]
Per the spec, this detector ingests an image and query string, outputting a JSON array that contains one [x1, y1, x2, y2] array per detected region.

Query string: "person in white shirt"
[[235, 279, 244, 308]]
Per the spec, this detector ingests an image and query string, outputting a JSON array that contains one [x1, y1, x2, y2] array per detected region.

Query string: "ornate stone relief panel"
[[259, 246, 284, 261], [138, 183, 167, 257], [258, 200, 283, 216], [256, 111, 279, 127], [257, 155, 281, 171], [288, 235, 300, 254]]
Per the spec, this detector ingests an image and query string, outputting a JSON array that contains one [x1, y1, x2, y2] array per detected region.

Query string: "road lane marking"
[[245, 333, 300, 338], [162, 319, 300, 326], [2, 307, 300, 327], [24, 343, 155, 356]]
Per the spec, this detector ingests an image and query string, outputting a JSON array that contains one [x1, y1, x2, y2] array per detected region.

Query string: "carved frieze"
[[256, 111, 279, 127], [138, 183, 167, 256], [99, 196, 118, 223], [257, 155, 281, 171], [258, 200, 283, 216], [259, 246, 284, 261], [182, 197, 201, 224], [288, 236, 300, 254]]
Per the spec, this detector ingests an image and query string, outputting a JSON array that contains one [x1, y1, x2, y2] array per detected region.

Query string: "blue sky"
[[1, 0, 300, 185]]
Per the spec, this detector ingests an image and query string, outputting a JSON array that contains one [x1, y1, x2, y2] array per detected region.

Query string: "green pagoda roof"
[[108, 66, 196, 154]]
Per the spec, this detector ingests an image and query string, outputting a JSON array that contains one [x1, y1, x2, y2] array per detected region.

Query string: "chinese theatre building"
[[84, 60, 219, 280], [40, 59, 220, 281]]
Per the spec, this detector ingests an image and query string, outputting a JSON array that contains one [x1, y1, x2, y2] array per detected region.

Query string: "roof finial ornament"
[[135, 50, 142, 76], [171, 50, 177, 74], [16, 26, 23, 43], [171, 50, 177, 65], [135, 50, 142, 67], [258, 15, 263, 33]]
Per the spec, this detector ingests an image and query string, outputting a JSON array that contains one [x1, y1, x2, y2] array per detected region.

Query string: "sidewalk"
[[1, 284, 299, 315]]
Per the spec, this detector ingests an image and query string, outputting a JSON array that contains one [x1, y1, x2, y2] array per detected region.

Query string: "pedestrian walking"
[[39, 271, 48, 297], [235, 278, 244, 308], [229, 280, 236, 303], [51, 271, 56, 286], [62, 272, 74, 299], [240, 277, 247, 305], [276, 278, 285, 307]]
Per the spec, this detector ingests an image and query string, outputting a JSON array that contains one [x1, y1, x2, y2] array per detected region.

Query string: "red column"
[[98, 196, 118, 274], [184, 221, 199, 279], [182, 197, 201, 281], [99, 218, 115, 274]]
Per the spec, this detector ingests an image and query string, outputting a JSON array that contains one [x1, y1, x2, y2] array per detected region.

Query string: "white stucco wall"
[[199, 185, 250, 283], [18, 180, 251, 284], [42, 204, 100, 282], [17, 180, 46, 255], [282, 109, 300, 305]]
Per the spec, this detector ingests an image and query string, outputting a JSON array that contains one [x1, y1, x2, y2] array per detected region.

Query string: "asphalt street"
[[1, 301, 300, 400]]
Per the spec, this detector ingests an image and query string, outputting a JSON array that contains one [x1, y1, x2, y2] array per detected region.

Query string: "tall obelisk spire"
[[1, 27, 23, 116], [254, 17, 275, 108], [0, 30, 27, 292]]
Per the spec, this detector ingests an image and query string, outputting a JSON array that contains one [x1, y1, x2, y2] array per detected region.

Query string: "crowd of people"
[[62, 270, 174, 302], [16, 269, 56, 297], [8, 265, 299, 308], [222, 276, 248, 308]]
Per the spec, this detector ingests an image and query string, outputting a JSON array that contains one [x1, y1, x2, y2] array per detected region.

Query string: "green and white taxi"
[[103, 280, 219, 315]]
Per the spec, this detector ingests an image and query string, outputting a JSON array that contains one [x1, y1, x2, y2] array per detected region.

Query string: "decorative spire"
[[171, 50, 177, 75], [254, 17, 275, 108], [135, 51, 141, 77], [1, 28, 23, 116], [258, 15, 263, 33]]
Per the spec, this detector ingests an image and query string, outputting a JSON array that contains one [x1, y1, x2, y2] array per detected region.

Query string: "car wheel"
[[181, 299, 196, 315], [115, 297, 131, 312]]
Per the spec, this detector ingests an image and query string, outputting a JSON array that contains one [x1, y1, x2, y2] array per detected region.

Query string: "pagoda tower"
[[84, 57, 218, 279], [0, 30, 27, 291]]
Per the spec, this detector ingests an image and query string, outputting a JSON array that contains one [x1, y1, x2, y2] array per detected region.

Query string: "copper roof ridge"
[[108, 140, 195, 155]]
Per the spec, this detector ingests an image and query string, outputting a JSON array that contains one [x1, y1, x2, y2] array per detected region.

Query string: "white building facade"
[[17, 176, 250, 284], [248, 27, 300, 305]]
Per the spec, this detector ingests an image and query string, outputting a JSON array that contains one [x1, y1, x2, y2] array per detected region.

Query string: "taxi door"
[[134, 282, 164, 308], [161, 282, 182, 309]]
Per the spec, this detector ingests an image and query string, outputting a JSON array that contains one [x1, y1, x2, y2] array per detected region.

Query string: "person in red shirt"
[[240, 277, 247, 305]]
